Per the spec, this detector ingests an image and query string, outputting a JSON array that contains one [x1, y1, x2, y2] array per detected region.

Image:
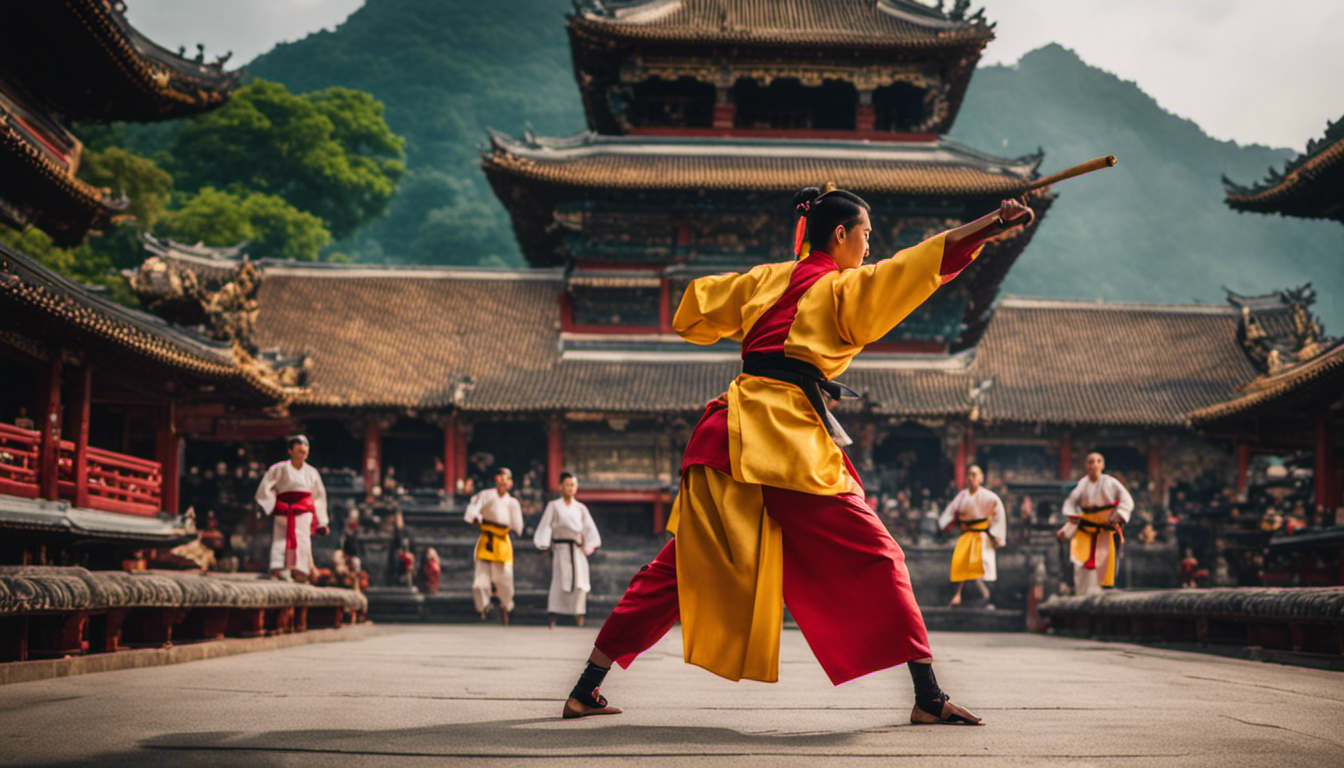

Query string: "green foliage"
[[950, 44, 1342, 331], [0, 225, 139, 305], [77, 147, 173, 231], [157, 187, 330, 261], [170, 80, 404, 240], [247, 0, 583, 265]]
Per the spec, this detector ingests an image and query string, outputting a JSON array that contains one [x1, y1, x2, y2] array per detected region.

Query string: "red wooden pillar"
[[442, 414, 458, 497], [953, 434, 968, 489], [856, 89, 876, 131], [363, 420, 381, 504], [38, 354, 62, 500], [1058, 435, 1073, 481], [1147, 443, 1164, 507], [653, 496, 666, 535], [547, 418, 564, 493], [73, 366, 92, 508], [658, 277, 673, 334], [455, 422, 470, 492], [1235, 442, 1250, 500], [1315, 417, 1333, 514], [155, 402, 179, 515]]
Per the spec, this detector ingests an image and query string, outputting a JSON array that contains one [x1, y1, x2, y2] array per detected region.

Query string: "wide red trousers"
[[595, 474, 932, 685]]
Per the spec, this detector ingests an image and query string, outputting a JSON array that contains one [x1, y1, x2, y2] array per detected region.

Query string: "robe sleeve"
[[255, 464, 280, 515], [509, 498, 524, 536], [1062, 480, 1084, 520], [534, 501, 555, 549], [311, 467, 329, 529], [672, 264, 774, 345], [463, 491, 484, 524], [1111, 477, 1135, 523], [938, 492, 962, 531], [989, 491, 1007, 547], [580, 503, 601, 555], [832, 232, 984, 347]]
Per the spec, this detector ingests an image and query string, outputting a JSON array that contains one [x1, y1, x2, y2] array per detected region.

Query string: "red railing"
[[0, 422, 41, 498], [0, 421, 162, 516], [57, 441, 163, 517]]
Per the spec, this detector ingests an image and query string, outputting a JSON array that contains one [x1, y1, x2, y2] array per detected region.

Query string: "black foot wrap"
[[570, 661, 610, 707], [908, 661, 946, 717]]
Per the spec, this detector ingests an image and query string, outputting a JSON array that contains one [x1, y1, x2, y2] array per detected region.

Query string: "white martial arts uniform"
[[1060, 474, 1134, 595], [534, 497, 602, 616], [938, 487, 1007, 582], [255, 460, 329, 574], [464, 488, 523, 612]]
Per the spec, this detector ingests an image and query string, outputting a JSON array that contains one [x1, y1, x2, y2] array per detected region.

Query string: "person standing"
[[1058, 452, 1134, 595], [535, 472, 603, 628], [558, 186, 1034, 723], [938, 465, 1006, 608], [255, 436, 329, 582], [464, 467, 523, 625]]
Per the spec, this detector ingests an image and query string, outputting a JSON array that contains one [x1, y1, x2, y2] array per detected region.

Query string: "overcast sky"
[[125, 0, 1342, 151]]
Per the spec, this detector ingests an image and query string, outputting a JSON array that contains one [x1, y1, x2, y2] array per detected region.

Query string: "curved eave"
[[1223, 127, 1344, 221], [483, 132, 1041, 196], [0, 122, 123, 247], [1188, 339, 1344, 425], [0, 0, 242, 122], [0, 242, 288, 404]]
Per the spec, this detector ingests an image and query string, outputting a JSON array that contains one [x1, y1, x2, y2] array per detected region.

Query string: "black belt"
[[742, 353, 858, 437], [552, 538, 582, 592]]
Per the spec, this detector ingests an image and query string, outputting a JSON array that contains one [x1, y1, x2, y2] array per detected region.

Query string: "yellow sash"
[[475, 521, 514, 564], [949, 519, 991, 582], [1070, 509, 1119, 587]]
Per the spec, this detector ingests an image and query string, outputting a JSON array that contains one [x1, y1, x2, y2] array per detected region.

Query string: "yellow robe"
[[666, 232, 980, 682]]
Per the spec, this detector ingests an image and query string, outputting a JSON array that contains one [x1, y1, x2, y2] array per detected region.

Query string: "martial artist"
[[938, 465, 1006, 608], [255, 435, 329, 582], [560, 185, 1035, 724], [534, 472, 602, 628], [1057, 452, 1134, 596], [464, 467, 524, 625]]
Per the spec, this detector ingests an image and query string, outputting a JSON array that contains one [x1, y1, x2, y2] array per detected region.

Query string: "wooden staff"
[[1024, 155, 1117, 192]]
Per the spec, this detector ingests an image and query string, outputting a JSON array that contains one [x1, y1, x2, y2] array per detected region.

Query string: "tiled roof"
[[1224, 117, 1344, 222], [484, 131, 1041, 196], [1188, 339, 1344, 425], [569, 0, 994, 48], [0, 117, 122, 247], [0, 0, 242, 122], [252, 265, 566, 408], [0, 242, 285, 403], [971, 298, 1261, 426]]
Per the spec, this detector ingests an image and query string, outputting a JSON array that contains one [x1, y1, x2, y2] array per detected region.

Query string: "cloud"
[[124, 0, 365, 66]]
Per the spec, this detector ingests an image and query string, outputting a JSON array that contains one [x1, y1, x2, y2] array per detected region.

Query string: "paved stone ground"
[[1, 625, 1341, 767]]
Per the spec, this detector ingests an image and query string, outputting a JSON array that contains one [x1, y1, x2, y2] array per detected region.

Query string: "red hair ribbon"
[[793, 216, 807, 256]]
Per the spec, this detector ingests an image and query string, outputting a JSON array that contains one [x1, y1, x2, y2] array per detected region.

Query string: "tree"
[[158, 187, 330, 262], [77, 147, 173, 232], [170, 80, 404, 240]]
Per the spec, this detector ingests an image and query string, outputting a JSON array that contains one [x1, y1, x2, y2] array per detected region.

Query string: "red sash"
[[275, 491, 316, 562]]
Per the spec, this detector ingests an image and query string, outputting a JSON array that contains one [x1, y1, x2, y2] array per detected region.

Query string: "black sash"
[[552, 538, 582, 592], [742, 353, 858, 437]]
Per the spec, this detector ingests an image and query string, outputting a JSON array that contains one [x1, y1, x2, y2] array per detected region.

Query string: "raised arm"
[[673, 264, 777, 345], [938, 492, 963, 532]]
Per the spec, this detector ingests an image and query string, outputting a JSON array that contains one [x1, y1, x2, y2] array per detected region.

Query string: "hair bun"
[[793, 187, 821, 215]]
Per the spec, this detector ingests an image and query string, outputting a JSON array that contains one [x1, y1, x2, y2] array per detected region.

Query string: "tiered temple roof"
[[0, 242, 286, 405], [0, 0, 243, 122], [1224, 116, 1344, 223]]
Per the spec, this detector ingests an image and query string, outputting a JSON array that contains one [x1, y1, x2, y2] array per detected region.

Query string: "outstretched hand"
[[999, 198, 1034, 228]]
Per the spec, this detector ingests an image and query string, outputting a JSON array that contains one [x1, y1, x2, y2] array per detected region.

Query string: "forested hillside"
[[249, 2, 1342, 329]]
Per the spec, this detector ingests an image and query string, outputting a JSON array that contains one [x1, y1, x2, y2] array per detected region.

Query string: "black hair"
[[494, 467, 512, 477], [559, 471, 575, 483], [287, 435, 309, 449], [792, 186, 870, 250]]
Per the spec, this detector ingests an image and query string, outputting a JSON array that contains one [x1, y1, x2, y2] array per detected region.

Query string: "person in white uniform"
[[255, 436, 329, 582], [1058, 452, 1135, 596], [535, 472, 603, 628], [938, 465, 1006, 607], [464, 467, 524, 625]]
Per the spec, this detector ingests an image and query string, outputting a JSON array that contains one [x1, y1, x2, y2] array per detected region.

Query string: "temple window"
[[569, 284, 662, 327], [873, 82, 928, 132], [629, 77, 715, 128], [732, 78, 857, 131]]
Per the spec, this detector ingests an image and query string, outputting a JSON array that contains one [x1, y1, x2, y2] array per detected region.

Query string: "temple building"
[[0, 0, 269, 566]]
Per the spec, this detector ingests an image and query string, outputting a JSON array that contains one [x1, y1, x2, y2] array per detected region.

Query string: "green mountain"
[[249, 6, 1341, 330], [950, 44, 1340, 330]]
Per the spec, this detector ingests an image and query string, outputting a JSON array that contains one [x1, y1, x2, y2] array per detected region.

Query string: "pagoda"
[[484, 0, 1051, 352]]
